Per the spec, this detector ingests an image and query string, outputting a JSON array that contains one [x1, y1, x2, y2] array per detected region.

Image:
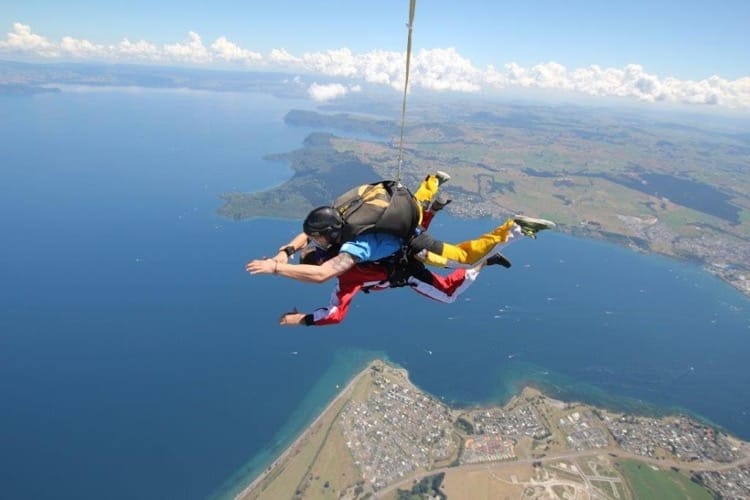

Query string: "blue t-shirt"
[[340, 232, 403, 262]]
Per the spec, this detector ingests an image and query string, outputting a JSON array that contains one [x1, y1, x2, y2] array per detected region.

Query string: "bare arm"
[[246, 252, 356, 284], [271, 232, 310, 263], [279, 311, 306, 326]]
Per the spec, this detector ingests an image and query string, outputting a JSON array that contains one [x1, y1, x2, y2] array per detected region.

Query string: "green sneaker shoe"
[[513, 215, 556, 239]]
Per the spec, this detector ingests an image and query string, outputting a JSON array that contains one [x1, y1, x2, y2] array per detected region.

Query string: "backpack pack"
[[333, 180, 421, 242]]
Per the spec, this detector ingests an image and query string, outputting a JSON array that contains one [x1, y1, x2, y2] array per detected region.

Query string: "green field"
[[617, 459, 713, 500], [220, 101, 750, 297]]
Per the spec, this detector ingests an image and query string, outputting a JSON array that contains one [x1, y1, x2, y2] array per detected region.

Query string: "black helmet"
[[303, 206, 343, 243]]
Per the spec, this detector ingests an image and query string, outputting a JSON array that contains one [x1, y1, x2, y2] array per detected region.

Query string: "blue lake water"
[[1, 89, 749, 500]]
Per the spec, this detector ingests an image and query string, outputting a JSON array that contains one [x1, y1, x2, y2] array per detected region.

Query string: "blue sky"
[[2, 0, 749, 109]]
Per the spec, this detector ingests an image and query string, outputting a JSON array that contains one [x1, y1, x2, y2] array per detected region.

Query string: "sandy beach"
[[233, 362, 372, 499]]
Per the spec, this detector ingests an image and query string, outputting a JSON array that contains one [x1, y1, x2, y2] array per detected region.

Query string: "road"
[[377, 443, 750, 498]]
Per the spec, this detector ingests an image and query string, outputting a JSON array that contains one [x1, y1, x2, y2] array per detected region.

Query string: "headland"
[[219, 105, 750, 298], [235, 360, 750, 499]]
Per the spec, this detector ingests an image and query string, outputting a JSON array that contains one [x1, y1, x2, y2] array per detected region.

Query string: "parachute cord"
[[395, 0, 416, 184]]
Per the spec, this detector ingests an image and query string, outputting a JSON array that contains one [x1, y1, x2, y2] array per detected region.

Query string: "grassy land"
[[237, 366, 376, 500], [221, 102, 750, 296], [617, 459, 713, 500]]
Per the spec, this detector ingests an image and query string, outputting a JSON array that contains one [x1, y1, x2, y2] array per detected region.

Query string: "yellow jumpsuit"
[[411, 173, 519, 268]]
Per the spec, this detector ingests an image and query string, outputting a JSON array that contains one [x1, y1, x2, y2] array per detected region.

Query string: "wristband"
[[283, 245, 296, 257]]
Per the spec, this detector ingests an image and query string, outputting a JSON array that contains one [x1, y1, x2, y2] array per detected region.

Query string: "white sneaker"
[[435, 171, 451, 186], [513, 216, 556, 239]]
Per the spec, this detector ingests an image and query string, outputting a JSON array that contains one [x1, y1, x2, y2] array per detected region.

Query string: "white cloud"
[[308, 82, 349, 101], [210, 36, 261, 63], [302, 48, 359, 77], [528, 61, 569, 89], [163, 31, 211, 63], [60, 36, 108, 59], [268, 48, 300, 65], [0, 22, 57, 56], [1, 23, 749, 109], [117, 38, 161, 61], [358, 49, 403, 86], [483, 61, 750, 108], [411, 48, 481, 92]]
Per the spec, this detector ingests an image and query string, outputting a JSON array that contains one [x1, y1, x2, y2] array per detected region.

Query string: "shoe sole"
[[487, 254, 512, 268], [514, 215, 556, 229], [435, 171, 451, 184]]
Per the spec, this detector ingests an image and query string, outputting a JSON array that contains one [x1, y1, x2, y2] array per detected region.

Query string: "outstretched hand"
[[279, 309, 305, 326], [245, 258, 276, 275]]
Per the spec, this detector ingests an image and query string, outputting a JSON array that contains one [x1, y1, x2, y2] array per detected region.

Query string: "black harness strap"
[[377, 248, 427, 289]]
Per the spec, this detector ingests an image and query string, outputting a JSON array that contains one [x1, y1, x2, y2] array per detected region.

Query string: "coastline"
[[232, 361, 373, 499], [230, 359, 750, 500]]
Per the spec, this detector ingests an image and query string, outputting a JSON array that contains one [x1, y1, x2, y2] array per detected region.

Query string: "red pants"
[[307, 262, 479, 326]]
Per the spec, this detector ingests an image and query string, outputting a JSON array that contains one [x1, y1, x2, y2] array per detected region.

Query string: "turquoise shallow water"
[[217, 220, 750, 497], [1, 89, 748, 500]]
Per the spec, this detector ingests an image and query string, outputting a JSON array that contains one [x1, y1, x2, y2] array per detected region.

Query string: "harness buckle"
[[399, 244, 409, 266]]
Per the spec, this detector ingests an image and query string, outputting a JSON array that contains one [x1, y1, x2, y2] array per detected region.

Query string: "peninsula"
[[236, 360, 749, 500], [219, 104, 750, 298]]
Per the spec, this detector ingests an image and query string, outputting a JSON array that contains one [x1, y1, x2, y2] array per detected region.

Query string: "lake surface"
[[1, 89, 748, 500]]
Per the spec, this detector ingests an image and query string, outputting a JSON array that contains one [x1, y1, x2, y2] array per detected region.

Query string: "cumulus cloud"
[[211, 36, 261, 63], [308, 82, 350, 101], [117, 38, 161, 61], [302, 48, 359, 77], [0, 22, 57, 56], [60, 36, 108, 58], [495, 61, 750, 108], [1, 22, 749, 109], [268, 48, 300, 65], [163, 31, 210, 63], [411, 48, 481, 92]]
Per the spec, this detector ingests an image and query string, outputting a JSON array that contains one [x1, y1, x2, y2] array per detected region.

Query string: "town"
[[336, 362, 750, 498]]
